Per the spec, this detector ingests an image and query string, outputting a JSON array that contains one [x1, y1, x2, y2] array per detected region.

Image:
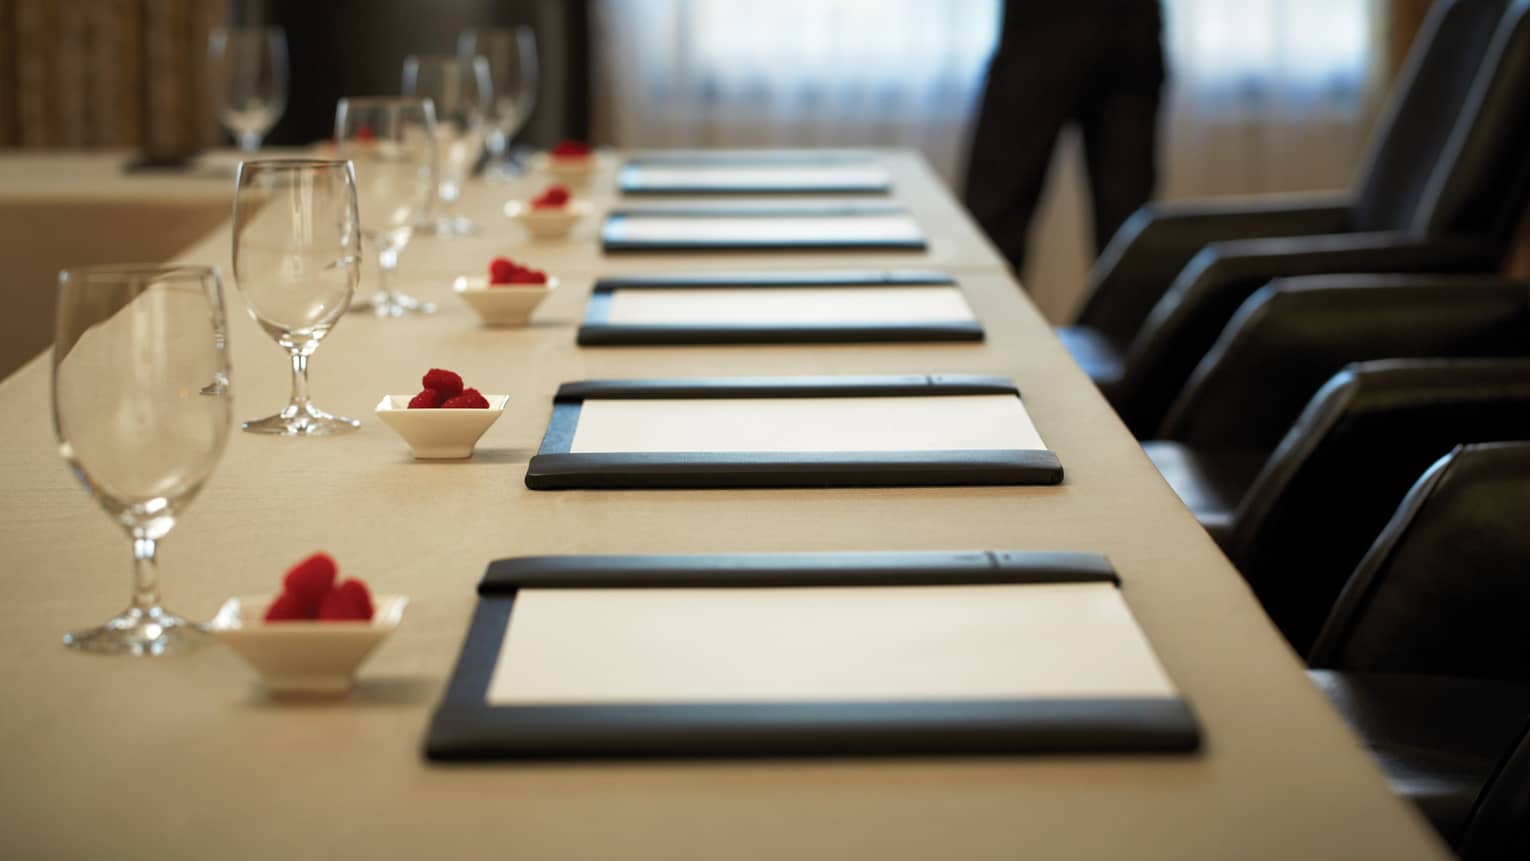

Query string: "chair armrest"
[[1074, 195, 1352, 343], [1112, 231, 1505, 435], [1159, 274, 1530, 448]]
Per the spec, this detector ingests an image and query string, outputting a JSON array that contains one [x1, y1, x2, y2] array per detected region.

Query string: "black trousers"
[[964, 0, 1166, 275]]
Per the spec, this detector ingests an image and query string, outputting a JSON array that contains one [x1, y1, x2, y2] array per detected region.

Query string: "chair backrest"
[[1309, 441, 1530, 679], [1159, 276, 1530, 449], [1459, 715, 1530, 861], [1226, 359, 1530, 653], [1350, 0, 1511, 233], [1414, 0, 1530, 244]]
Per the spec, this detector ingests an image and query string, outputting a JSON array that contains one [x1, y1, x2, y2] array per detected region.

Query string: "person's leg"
[[962, 42, 1082, 274], [1078, 0, 1167, 254]]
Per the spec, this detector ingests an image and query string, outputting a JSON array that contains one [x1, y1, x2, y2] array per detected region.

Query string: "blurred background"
[[0, 0, 1519, 321]]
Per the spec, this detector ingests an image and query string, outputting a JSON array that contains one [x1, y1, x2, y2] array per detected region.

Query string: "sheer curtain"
[[592, 0, 1382, 318], [593, 0, 998, 183], [1160, 0, 1377, 196]]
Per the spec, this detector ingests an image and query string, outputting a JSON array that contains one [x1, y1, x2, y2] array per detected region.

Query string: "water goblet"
[[458, 27, 538, 179], [403, 54, 493, 235], [208, 27, 289, 152], [232, 159, 363, 434], [335, 97, 438, 316], [53, 265, 233, 655]]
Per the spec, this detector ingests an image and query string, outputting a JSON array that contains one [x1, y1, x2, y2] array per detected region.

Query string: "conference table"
[[0, 149, 1448, 859]]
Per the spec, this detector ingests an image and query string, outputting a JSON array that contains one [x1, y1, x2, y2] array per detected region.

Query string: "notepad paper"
[[486, 583, 1177, 705], [624, 165, 891, 190], [566, 394, 1046, 453], [604, 286, 976, 325], [606, 214, 923, 244]]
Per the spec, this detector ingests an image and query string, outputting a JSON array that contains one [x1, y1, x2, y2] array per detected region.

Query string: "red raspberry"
[[317, 578, 375, 622], [508, 267, 546, 285], [263, 591, 312, 622], [550, 140, 590, 158], [440, 388, 490, 409], [531, 185, 571, 209], [281, 552, 337, 614], [421, 368, 464, 398], [407, 389, 442, 409], [488, 257, 517, 285]]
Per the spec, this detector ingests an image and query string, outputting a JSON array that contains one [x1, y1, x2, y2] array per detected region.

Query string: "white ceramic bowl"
[[452, 274, 555, 326], [535, 152, 598, 185], [211, 594, 408, 695], [374, 393, 509, 459], [504, 199, 592, 239]]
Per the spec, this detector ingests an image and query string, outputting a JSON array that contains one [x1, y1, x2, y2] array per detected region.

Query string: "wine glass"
[[334, 97, 437, 317], [208, 27, 289, 152], [458, 27, 538, 178], [402, 54, 493, 236], [52, 265, 233, 655], [232, 159, 363, 434]]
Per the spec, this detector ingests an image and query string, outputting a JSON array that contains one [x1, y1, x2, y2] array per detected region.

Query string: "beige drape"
[[0, 0, 226, 151]]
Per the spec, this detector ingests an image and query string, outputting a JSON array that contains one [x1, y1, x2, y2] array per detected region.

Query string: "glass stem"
[[131, 536, 161, 611], [289, 352, 312, 410], [238, 131, 262, 152], [378, 246, 399, 303]]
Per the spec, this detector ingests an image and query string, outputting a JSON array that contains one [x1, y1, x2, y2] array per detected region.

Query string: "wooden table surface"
[[0, 149, 1447, 860]]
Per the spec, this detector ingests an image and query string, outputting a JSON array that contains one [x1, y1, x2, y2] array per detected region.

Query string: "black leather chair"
[[1309, 672, 1530, 847], [1225, 360, 1530, 653], [1310, 441, 1530, 674], [1144, 274, 1530, 542], [1308, 442, 1530, 850], [1459, 716, 1530, 860], [1059, 0, 1530, 436], [1310, 671, 1530, 849]]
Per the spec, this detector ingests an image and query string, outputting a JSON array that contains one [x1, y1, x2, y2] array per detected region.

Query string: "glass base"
[[356, 291, 436, 318], [485, 163, 520, 182], [64, 605, 210, 656], [488, 148, 530, 180], [414, 216, 480, 237], [242, 402, 360, 436]]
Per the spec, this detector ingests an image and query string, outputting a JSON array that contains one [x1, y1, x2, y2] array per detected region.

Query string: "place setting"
[[577, 269, 982, 345], [524, 374, 1063, 489], [427, 550, 1200, 759], [617, 151, 894, 196], [601, 201, 927, 253]]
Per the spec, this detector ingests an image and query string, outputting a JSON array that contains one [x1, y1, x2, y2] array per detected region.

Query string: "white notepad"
[[566, 394, 1046, 454], [604, 286, 977, 325], [486, 582, 1177, 705], [623, 165, 891, 191], [605, 214, 923, 244]]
